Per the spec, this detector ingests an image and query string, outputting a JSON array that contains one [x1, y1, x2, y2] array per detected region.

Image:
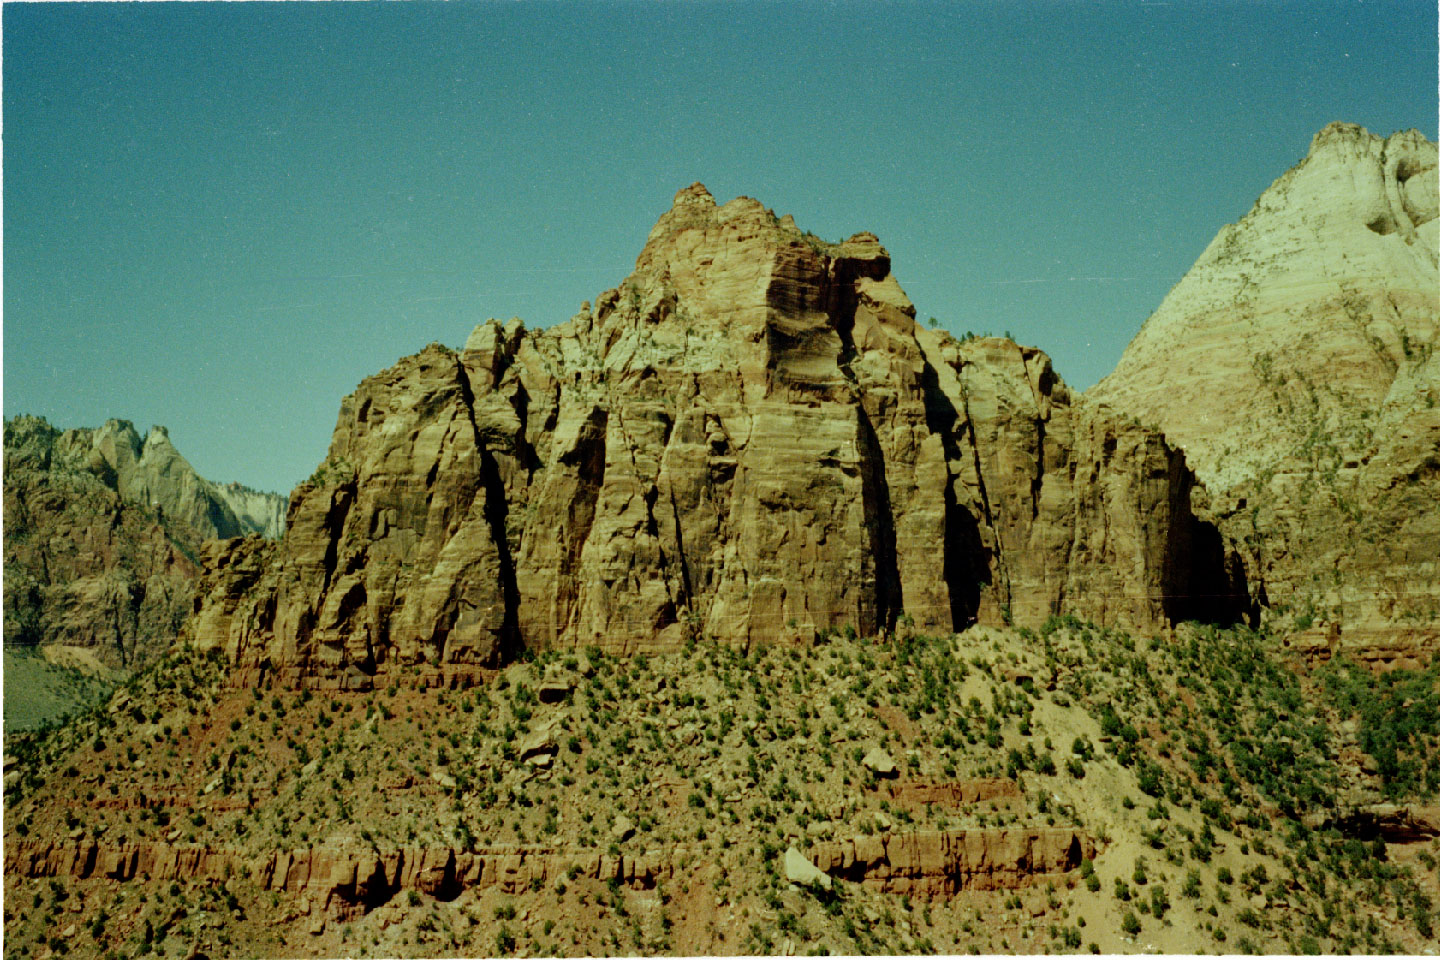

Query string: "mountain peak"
[[671, 181, 715, 207], [1091, 121, 1438, 665], [1094, 121, 1437, 482], [1307, 120, 1375, 155]]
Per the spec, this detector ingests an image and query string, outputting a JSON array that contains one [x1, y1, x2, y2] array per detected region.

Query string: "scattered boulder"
[[862, 747, 898, 778], [783, 846, 832, 890], [517, 729, 556, 764]]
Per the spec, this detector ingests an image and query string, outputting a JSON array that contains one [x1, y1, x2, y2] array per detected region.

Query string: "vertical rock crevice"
[[917, 359, 988, 630], [855, 405, 903, 634]]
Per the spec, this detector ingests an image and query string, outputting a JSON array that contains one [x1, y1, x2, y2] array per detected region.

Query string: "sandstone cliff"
[[187, 185, 1246, 685], [212, 480, 288, 540], [1090, 123, 1439, 666], [3, 416, 287, 669]]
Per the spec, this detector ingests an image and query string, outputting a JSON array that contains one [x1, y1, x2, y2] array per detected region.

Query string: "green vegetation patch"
[[3, 646, 117, 733], [1319, 657, 1440, 797]]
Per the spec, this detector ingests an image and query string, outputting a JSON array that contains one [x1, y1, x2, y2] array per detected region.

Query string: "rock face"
[[212, 481, 287, 540], [1091, 123, 1439, 666], [6, 838, 685, 921], [3, 416, 287, 668], [1335, 804, 1440, 844], [187, 184, 1245, 685], [809, 828, 1093, 896], [6, 829, 1089, 919]]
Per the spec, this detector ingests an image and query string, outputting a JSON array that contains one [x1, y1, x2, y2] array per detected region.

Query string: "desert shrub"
[[1320, 659, 1440, 797]]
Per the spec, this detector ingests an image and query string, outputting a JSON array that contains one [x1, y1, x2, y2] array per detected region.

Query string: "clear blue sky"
[[5, 0, 1435, 495]]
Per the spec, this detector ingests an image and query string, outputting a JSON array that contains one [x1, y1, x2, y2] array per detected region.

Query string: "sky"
[[4, 0, 1436, 495]]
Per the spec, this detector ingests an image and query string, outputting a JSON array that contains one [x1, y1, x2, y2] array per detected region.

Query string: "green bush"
[[1150, 885, 1169, 919], [1181, 870, 1201, 899]]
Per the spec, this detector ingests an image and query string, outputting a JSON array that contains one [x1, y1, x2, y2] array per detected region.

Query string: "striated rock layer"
[[6, 838, 683, 921], [7, 829, 1091, 917], [3, 416, 287, 668], [187, 185, 1246, 685], [810, 827, 1094, 896], [1091, 123, 1439, 666]]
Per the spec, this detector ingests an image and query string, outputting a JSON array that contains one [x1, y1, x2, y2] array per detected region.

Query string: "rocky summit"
[[1091, 123, 1439, 668], [187, 183, 1247, 689]]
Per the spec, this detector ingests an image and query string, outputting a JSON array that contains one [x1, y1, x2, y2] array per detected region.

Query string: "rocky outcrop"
[[6, 838, 681, 921], [808, 828, 1094, 896], [3, 417, 197, 668], [186, 184, 1245, 685], [7, 829, 1093, 915], [883, 777, 1021, 807], [1091, 123, 1439, 666], [3, 416, 287, 669], [1334, 804, 1440, 844]]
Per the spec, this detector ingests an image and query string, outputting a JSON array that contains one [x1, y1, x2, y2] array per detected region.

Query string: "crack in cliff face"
[[855, 406, 903, 635], [666, 484, 695, 617], [654, 409, 697, 623], [952, 379, 1007, 609], [477, 445, 522, 663], [1031, 419, 1046, 522], [918, 359, 989, 629], [509, 380, 541, 494], [317, 485, 356, 601], [553, 406, 609, 640], [824, 251, 866, 382]]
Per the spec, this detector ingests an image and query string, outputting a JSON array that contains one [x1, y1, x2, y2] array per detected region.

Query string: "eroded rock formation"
[[809, 828, 1094, 896], [1091, 123, 1439, 665], [6, 838, 681, 917], [187, 185, 1244, 685], [3, 416, 287, 668], [7, 828, 1094, 918]]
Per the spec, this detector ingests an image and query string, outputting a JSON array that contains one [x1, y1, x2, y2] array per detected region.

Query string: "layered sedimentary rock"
[[187, 184, 1243, 685], [882, 777, 1021, 808], [7, 829, 1091, 919], [6, 838, 681, 918], [1091, 123, 1439, 665], [809, 828, 1094, 896], [3, 416, 287, 668]]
